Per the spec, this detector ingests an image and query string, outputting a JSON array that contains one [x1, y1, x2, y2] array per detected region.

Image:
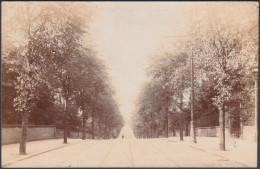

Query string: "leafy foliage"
[[2, 2, 124, 148], [132, 3, 258, 140]]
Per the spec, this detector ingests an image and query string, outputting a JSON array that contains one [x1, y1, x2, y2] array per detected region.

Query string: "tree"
[[2, 2, 95, 152], [7, 2, 55, 154], [185, 2, 258, 150], [133, 49, 191, 140], [39, 2, 93, 143], [2, 52, 20, 124]]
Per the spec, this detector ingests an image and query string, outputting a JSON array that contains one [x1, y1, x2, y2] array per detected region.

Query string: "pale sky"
[[89, 2, 190, 122]]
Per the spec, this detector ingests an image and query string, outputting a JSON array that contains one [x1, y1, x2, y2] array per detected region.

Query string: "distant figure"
[[117, 125, 136, 139]]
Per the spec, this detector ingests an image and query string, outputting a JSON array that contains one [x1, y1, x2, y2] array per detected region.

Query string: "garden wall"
[[2, 125, 103, 144], [2, 125, 55, 144]]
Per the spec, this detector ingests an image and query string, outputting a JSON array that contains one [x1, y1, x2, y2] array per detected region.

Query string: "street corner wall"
[[1, 125, 55, 144]]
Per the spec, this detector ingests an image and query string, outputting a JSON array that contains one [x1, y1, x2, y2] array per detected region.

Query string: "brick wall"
[[174, 126, 255, 141], [2, 125, 106, 144], [55, 129, 100, 140], [2, 125, 55, 144], [56, 129, 64, 139], [175, 130, 187, 137], [69, 131, 80, 138], [195, 126, 230, 138]]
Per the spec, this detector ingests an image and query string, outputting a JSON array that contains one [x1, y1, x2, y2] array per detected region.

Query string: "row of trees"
[[2, 2, 124, 154], [132, 2, 258, 150]]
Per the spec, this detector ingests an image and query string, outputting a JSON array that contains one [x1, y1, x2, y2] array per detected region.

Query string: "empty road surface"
[[4, 126, 249, 168]]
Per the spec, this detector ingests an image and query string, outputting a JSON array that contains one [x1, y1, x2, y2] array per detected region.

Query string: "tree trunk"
[[150, 113, 153, 138], [63, 115, 68, 144], [219, 104, 225, 150], [240, 116, 243, 139], [146, 126, 148, 139], [91, 111, 95, 139], [107, 125, 110, 139], [165, 112, 169, 138], [109, 126, 111, 139], [98, 114, 101, 140], [105, 118, 108, 139], [150, 124, 153, 138], [172, 126, 175, 136], [185, 122, 189, 136], [92, 84, 98, 140], [98, 121, 101, 139], [68, 124, 70, 138], [19, 113, 29, 155], [179, 77, 184, 141], [63, 100, 68, 144], [180, 113, 184, 141], [82, 112, 86, 140]]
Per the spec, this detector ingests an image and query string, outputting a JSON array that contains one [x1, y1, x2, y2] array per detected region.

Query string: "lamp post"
[[190, 52, 197, 143], [252, 65, 258, 142]]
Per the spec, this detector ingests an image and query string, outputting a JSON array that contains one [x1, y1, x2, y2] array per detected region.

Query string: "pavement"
[[1, 126, 257, 168], [1, 138, 83, 167], [165, 136, 257, 167]]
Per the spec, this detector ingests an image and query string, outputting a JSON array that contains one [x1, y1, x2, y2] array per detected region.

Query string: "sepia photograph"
[[1, 1, 258, 168]]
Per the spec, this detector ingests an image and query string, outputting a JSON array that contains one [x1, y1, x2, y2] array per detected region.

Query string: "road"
[[5, 126, 247, 167], [5, 138, 247, 168]]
